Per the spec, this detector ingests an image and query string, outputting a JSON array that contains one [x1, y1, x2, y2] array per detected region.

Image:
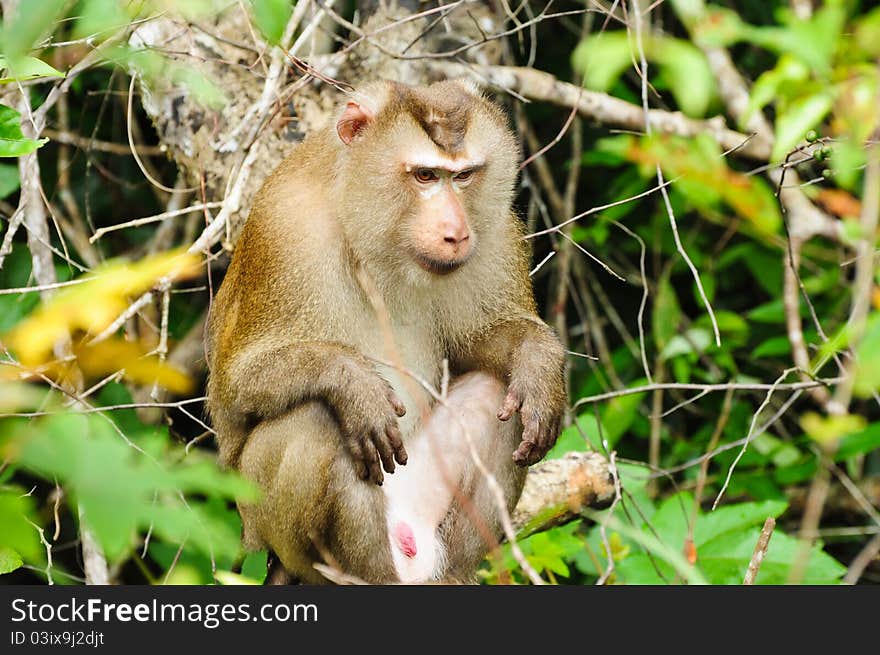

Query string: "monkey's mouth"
[[413, 252, 470, 275]]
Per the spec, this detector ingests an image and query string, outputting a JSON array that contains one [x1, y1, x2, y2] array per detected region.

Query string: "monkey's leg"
[[436, 376, 526, 582], [381, 372, 522, 583], [239, 402, 399, 584]]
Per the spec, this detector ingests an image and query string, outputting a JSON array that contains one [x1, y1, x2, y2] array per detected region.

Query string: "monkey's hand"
[[331, 360, 408, 485], [497, 343, 566, 467]]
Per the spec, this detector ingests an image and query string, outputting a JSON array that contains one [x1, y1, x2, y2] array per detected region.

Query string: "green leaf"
[[0, 0, 67, 61], [0, 487, 41, 564], [660, 328, 713, 361], [742, 247, 784, 296], [241, 550, 268, 583], [688, 7, 749, 46], [695, 500, 787, 546], [0, 546, 23, 574], [752, 335, 792, 359], [546, 383, 647, 458], [771, 93, 834, 162], [801, 412, 867, 449], [215, 570, 261, 585], [12, 411, 257, 561], [748, 300, 785, 324], [250, 0, 293, 45], [653, 272, 681, 352], [835, 421, 880, 460], [741, 56, 810, 129], [121, 47, 227, 110], [751, 433, 802, 468], [573, 32, 715, 117], [829, 137, 866, 191], [598, 391, 645, 449], [699, 529, 845, 584], [571, 32, 634, 93], [853, 314, 880, 398], [72, 0, 129, 42], [0, 56, 64, 83], [697, 311, 747, 342], [0, 162, 19, 198], [855, 7, 880, 57], [587, 507, 709, 585], [0, 104, 48, 157], [651, 37, 715, 117]]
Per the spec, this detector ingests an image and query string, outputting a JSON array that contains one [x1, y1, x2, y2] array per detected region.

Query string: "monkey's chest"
[[358, 320, 441, 437]]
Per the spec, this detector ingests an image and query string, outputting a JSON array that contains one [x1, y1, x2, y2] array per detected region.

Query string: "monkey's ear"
[[336, 101, 374, 145]]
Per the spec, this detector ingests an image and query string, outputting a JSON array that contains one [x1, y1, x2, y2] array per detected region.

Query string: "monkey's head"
[[333, 79, 519, 282]]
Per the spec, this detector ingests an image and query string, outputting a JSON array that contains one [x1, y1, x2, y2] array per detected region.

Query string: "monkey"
[[205, 79, 566, 584]]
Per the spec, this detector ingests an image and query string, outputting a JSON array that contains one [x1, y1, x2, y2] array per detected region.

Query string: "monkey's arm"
[[451, 313, 566, 466], [212, 341, 407, 484]]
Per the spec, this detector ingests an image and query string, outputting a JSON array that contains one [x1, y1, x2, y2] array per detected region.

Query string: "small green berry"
[[805, 129, 819, 142]]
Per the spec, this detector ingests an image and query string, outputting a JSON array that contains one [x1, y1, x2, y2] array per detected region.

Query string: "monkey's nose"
[[442, 224, 470, 248]]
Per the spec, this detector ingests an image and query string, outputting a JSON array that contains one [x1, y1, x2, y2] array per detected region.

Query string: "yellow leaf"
[[0, 382, 50, 412], [800, 411, 867, 449], [74, 339, 194, 395], [4, 250, 200, 367]]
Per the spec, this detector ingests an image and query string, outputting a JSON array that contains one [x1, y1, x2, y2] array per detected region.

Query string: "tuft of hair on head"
[[390, 80, 479, 155], [336, 79, 489, 151]]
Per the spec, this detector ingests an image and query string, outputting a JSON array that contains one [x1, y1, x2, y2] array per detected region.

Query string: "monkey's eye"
[[414, 168, 439, 183], [454, 169, 474, 183]]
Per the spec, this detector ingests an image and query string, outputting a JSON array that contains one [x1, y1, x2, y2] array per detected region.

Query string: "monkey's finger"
[[497, 389, 522, 421], [371, 431, 397, 475], [347, 438, 370, 481], [360, 439, 384, 485], [512, 439, 536, 466], [387, 392, 407, 417], [537, 417, 557, 451], [385, 424, 408, 465]]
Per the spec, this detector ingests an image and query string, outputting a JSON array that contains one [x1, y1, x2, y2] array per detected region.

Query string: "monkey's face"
[[400, 153, 481, 275], [335, 80, 519, 281]]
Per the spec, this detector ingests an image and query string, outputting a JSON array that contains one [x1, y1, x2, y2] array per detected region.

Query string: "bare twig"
[[828, 145, 880, 414], [743, 517, 776, 585], [713, 369, 800, 509], [42, 128, 166, 156], [572, 378, 840, 409], [438, 63, 772, 160], [89, 202, 224, 242], [842, 533, 880, 585]]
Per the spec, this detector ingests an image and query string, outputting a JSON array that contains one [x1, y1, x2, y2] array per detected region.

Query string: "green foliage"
[[595, 134, 782, 236], [547, 387, 646, 455], [692, 1, 880, 168], [0, 0, 67, 62], [0, 487, 41, 573], [0, 163, 19, 198], [0, 104, 47, 157], [853, 314, 880, 398], [498, 488, 845, 584], [3, 407, 257, 564], [771, 92, 834, 162], [572, 31, 717, 117], [0, 55, 64, 83], [249, 0, 294, 45]]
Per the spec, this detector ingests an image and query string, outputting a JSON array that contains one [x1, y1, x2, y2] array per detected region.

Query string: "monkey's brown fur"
[[206, 80, 566, 583]]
